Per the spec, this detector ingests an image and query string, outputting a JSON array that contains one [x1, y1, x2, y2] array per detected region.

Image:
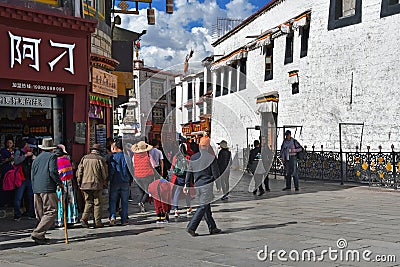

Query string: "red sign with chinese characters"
[[0, 25, 89, 85]]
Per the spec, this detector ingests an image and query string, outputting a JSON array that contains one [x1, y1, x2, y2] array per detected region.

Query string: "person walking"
[[216, 140, 232, 200], [170, 143, 192, 217], [77, 144, 108, 228], [31, 138, 63, 245], [54, 145, 79, 227], [248, 140, 270, 196], [108, 139, 132, 226], [184, 136, 221, 237], [149, 139, 164, 177], [281, 130, 302, 191], [131, 141, 155, 213], [13, 138, 36, 220], [0, 136, 16, 208]]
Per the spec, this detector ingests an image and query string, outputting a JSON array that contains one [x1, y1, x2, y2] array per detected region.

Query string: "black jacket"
[[31, 151, 62, 194], [217, 148, 231, 173], [185, 149, 220, 187]]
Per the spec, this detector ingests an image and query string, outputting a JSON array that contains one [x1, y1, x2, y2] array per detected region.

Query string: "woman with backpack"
[[170, 143, 192, 218]]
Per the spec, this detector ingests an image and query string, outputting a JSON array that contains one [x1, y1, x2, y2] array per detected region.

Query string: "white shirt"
[[149, 148, 163, 167]]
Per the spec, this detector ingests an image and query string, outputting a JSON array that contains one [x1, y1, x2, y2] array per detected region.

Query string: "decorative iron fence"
[[269, 145, 399, 189]]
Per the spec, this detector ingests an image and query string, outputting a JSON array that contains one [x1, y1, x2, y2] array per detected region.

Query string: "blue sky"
[[115, 0, 271, 70]]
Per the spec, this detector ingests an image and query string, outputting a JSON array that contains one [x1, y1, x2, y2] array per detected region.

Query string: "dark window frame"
[[239, 58, 247, 91], [381, 0, 400, 17], [222, 67, 229, 95], [187, 82, 193, 100], [292, 83, 299, 95], [231, 62, 238, 93], [215, 70, 222, 97], [300, 23, 310, 58], [264, 42, 274, 81], [284, 32, 294, 64], [328, 0, 362, 30]]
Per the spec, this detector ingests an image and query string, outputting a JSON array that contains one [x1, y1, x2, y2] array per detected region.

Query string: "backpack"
[[294, 139, 306, 160], [2, 165, 25, 191], [173, 156, 188, 178]]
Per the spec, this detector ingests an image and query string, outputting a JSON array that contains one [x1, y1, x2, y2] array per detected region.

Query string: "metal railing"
[[269, 145, 399, 189]]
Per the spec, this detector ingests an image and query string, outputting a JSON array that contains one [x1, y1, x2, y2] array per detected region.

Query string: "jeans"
[[14, 179, 34, 218], [285, 156, 299, 189], [187, 184, 217, 232], [216, 171, 230, 195], [173, 177, 191, 210], [109, 184, 129, 224], [254, 174, 269, 192]]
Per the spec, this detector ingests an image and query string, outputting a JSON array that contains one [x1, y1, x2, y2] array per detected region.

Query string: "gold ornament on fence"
[[362, 162, 368, 171], [386, 162, 392, 172]]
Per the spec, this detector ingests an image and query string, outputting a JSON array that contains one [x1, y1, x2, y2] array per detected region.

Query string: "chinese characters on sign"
[[92, 68, 118, 97], [9, 31, 75, 74], [0, 93, 52, 108]]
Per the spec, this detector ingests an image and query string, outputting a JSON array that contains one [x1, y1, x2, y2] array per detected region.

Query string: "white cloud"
[[118, 0, 257, 72]]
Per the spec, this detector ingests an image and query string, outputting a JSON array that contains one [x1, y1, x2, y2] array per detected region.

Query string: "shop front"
[[0, 3, 96, 163], [181, 116, 211, 143]]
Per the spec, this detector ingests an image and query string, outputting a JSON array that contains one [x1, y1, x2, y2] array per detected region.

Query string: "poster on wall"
[[95, 124, 107, 155]]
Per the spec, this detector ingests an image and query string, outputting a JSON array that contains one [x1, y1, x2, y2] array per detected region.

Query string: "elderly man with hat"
[[184, 136, 221, 237], [77, 144, 108, 228], [216, 140, 232, 200], [280, 130, 302, 191], [31, 138, 63, 245]]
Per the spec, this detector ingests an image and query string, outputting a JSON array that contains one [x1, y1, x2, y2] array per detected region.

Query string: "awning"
[[210, 49, 248, 71], [89, 94, 112, 108], [293, 13, 308, 29], [256, 91, 279, 113], [280, 23, 291, 34]]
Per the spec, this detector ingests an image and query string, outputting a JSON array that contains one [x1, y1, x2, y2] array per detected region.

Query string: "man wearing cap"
[[280, 130, 302, 191], [13, 138, 37, 220], [184, 136, 221, 237], [31, 138, 63, 245], [216, 140, 232, 200], [77, 144, 108, 228]]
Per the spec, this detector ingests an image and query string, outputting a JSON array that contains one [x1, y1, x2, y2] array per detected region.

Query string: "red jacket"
[[133, 152, 154, 178]]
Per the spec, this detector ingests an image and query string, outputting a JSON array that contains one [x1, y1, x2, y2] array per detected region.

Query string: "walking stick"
[[63, 188, 69, 244]]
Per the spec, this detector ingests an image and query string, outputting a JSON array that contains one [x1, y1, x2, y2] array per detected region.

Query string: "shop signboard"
[[92, 68, 118, 97], [0, 93, 52, 109], [0, 25, 90, 85]]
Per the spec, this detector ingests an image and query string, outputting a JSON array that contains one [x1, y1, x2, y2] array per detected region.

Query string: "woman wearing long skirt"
[[54, 145, 79, 227]]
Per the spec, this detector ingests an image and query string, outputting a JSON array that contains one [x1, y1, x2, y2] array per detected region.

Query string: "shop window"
[[328, 0, 362, 30], [284, 32, 294, 65], [292, 83, 299, 94], [300, 23, 310, 58], [264, 43, 273, 81], [188, 82, 193, 100], [239, 58, 247, 91], [381, 0, 400, 17], [187, 108, 193, 121], [231, 62, 238, 93], [215, 70, 222, 97], [222, 67, 229, 95]]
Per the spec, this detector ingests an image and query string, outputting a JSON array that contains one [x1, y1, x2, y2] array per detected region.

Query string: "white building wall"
[[212, 0, 400, 152]]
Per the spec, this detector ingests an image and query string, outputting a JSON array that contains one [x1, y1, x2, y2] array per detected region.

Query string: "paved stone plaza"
[[0, 172, 399, 267]]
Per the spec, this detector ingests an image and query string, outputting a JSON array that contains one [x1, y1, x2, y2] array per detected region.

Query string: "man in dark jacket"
[[108, 139, 132, 226], [216, 140, 231, 200], [31, 138, 62, 245], [184, 136, 221, 237], [248, 140, 270, 196]]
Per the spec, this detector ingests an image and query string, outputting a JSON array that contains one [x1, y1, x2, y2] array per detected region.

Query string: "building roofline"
[[211, 0, 283, 47]]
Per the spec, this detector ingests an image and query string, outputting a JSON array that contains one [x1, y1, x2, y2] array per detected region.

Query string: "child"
[[148, 178, 172, 223]]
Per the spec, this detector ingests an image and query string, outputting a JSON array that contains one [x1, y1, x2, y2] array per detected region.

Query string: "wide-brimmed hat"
[[38, 138, 56, 150], [57, 144, 68, 154], [217, 140, 228, 149], [91, 144, 103, 151], [131, 141, 153, 153]]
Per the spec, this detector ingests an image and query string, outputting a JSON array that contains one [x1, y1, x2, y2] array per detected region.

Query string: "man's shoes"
[[109, 218, 115, 226], [266, 188, 271, 192], [174, 210, 179, 218], [81, 219, 89, 228], [252, 189, 257, 195], [31, 236, 50, 245], [210, 228, 222, 235], [95, 223, 104, 228], [282, 188, 291, 191], [221, 194, 229, 201], [295, 188, 299, 191], [138, 202, 146, 213], [13, 216, 21, 221], [186, 228, 198, 237], [186, 207, 193, 215], [258, 190, 265, 196]]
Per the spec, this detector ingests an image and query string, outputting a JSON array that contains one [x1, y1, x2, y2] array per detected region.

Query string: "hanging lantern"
[[166, 0, 173, 14], [147, 8, 155, 25]]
